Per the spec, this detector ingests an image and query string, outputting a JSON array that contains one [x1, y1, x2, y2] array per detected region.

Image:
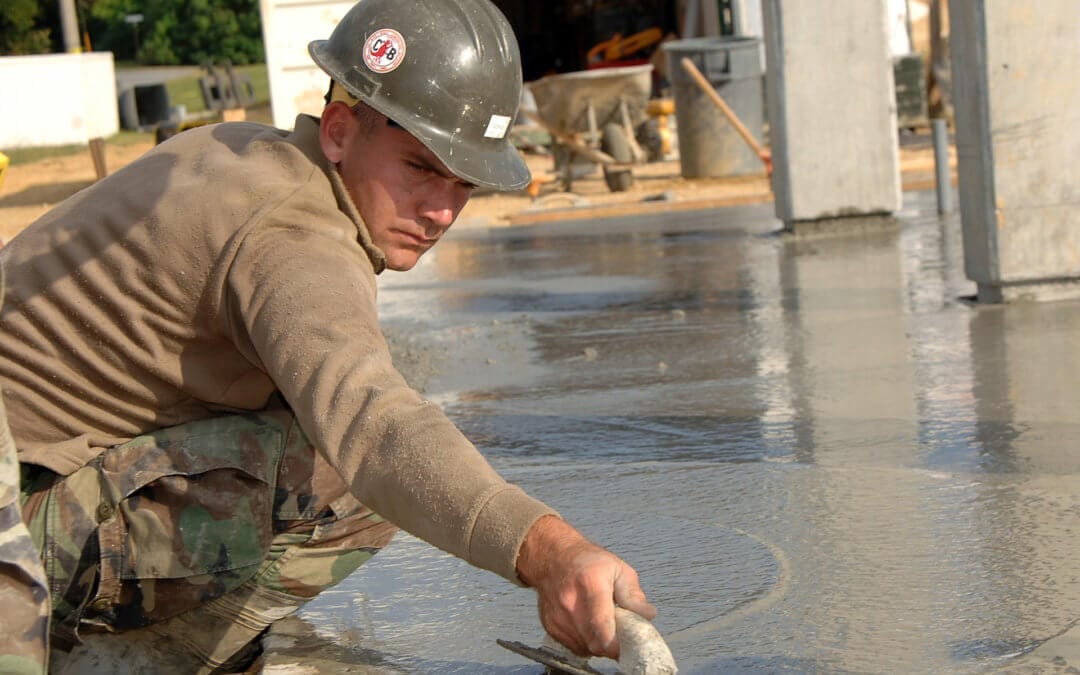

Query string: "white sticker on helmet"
[[363, 29, 406, 74], [484, 114, 512, 139]]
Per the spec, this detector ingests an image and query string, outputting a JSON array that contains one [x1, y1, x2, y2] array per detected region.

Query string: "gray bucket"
[[663, 36, 765, 178]]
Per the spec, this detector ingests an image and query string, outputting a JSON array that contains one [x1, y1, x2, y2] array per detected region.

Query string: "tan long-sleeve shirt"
[[0, 115, 554, 583]]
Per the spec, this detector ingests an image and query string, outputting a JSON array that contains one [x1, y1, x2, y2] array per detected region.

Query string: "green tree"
[[89, 0, 264, 65], [85, 0, 140, 61], [0, 0, 53, 55]]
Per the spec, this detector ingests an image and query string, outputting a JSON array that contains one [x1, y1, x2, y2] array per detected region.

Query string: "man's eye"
[[406, 161, 435, 176]]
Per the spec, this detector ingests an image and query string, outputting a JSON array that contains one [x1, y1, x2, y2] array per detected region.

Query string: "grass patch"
[[2, 130, 152, 164], [166, 64, 270, 114]]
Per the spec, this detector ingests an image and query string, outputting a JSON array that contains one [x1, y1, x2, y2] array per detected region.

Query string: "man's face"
[[323, 103, 475, 271]]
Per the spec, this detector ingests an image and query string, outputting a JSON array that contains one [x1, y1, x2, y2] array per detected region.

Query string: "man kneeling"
[[0, 0, 654, 671]]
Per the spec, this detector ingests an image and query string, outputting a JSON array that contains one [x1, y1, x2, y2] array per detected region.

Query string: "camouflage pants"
[[0, 388, 50, 675], [21, 405, 398, 672]]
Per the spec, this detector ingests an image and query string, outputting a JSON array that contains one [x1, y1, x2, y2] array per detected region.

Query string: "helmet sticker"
[[483, 114, 512, 139], [363, 28, 406, 73]]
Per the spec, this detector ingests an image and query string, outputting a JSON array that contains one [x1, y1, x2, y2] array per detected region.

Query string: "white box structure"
[[258, 0, 356, 130], [0, 52, 118, 148]]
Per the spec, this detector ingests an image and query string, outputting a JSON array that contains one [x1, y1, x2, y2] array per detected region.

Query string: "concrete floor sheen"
[[262, 190, 1080, 674]]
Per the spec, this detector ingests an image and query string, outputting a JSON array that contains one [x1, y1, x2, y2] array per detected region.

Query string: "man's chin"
[[384, 251, 423, 271]]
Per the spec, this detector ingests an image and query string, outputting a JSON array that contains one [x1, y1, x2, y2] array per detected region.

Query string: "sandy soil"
[[0, 130, 949, 244], [1, 142, 158, 243]]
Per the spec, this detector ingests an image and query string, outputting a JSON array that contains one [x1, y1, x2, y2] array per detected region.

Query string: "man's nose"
[[418, 182, 467, 230]]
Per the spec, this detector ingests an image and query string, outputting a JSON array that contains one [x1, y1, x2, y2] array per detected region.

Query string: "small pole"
[[125, 14, 144, 61], [88, 137, 108, 181], [932, 118, 952, 214], [58, 0, 81, 53]]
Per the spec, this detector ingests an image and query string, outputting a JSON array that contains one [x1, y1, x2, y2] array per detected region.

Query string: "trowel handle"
[[614, 607, 679, 675], [535, 608, 679, 674]]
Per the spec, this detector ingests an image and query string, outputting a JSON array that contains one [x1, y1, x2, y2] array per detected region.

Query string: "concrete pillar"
[[761, 1, 902, 233], [949, 2, 1080, 303]]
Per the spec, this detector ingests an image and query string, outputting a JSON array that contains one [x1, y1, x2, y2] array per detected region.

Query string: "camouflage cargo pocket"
[[76, 413, 292, 635]]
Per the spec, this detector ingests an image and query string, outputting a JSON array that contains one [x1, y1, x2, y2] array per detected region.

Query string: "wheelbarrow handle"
[[521, 109, 618, 166]]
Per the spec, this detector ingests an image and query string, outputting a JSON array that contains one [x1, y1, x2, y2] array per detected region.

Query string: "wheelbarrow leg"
[[553, 143, 574, 192], [619, 98, 647, 164], [586, 101, 600, 150]]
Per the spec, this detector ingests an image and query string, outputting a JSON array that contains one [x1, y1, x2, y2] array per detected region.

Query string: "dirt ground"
[[0, 130, 950, 244]]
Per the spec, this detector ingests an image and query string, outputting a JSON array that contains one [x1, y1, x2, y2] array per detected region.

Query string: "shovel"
[[679, 56, 773, 176]]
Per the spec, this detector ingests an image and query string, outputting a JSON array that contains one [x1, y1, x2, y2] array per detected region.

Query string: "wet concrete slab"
[[275, 191, 1080, 673]]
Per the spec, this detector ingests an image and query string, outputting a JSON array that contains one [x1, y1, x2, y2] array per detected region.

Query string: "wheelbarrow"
[[525, 64, 654, 192]]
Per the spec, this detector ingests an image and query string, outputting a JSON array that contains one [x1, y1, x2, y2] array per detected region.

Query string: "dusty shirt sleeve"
[[222, 224, 556, 583]]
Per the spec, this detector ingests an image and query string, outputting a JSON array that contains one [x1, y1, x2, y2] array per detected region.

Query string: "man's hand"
[[515, 515, 656, 659]]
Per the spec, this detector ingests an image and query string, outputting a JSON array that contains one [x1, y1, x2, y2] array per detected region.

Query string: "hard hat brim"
[[413, 124, 532, 193]]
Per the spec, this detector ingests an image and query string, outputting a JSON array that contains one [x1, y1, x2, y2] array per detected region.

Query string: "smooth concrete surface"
[[949, 1, 1080, 302], [0, 53, 118, 148], [267, 190, 1080, 673], [762, 1, 902, 230]]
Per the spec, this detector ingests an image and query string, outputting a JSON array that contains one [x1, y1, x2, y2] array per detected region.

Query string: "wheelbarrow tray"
[[526, 64, 653, 137]]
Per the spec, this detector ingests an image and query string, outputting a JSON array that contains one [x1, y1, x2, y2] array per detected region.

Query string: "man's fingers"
[[579, 575, 618, 658], [615, 591, 657, 621], [584, 612, 618, 658], [550, 625, 588, 657], [618, 596, 657, 621], [614, 571, 657, 620], [540, 593, 590, 656]]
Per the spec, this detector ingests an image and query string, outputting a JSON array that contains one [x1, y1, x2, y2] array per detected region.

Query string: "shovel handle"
[[680, 56, 767, 158]]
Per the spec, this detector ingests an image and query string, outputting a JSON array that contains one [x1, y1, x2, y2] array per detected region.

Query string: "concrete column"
[[761, 1, 901, 233], [949, 2, 1080, 303]]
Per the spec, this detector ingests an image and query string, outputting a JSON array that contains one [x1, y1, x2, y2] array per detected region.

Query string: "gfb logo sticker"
[[363, 28, 406, 73]]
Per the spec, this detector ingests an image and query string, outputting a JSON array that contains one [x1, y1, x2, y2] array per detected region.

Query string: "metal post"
[[932, 118, 952, 214], [58, 0, 80, 53], [903, 0, 915, 52], [125, 14, 144, 60]]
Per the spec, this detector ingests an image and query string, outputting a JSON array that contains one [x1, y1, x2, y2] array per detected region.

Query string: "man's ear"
[[319, 101, 353, 164]]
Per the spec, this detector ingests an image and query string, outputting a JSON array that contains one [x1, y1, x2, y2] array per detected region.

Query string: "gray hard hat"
[[309, 0, 530, 192]]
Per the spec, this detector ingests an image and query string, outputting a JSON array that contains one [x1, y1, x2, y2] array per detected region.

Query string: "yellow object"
[[646, 99, 675, 117], [646, 99, 675, 156], [0, 151, 9, 192], [587, 27, 664, 66]]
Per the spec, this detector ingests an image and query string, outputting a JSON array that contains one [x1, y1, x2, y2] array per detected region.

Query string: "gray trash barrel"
[[117, 84, 172, 131], [663, 36, 765, 178]]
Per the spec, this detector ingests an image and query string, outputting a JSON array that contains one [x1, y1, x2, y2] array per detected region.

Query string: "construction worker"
[[0, 0, 655, 671]]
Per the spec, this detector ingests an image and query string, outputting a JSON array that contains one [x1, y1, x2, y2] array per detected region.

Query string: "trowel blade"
[[496, 639, 605, 675]]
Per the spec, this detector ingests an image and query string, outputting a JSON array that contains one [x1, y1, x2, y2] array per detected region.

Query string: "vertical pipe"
[[932, 118, 952, 214], [59, 0, 81, 53], [903, 0, 915, 52], [928, 0, 952, 119]]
